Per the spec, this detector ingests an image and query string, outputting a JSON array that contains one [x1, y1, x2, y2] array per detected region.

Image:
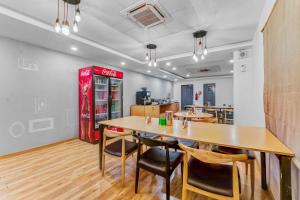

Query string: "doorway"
[[181, 84, 193, 110], [203, 83, 215, 106]]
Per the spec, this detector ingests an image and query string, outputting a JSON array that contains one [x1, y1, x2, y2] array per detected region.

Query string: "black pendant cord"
[[66, 0, 69, 22], [57, 0, 60, 19], [63, 2, 66, 22]]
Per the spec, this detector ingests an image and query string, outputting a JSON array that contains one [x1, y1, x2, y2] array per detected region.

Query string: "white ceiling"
[[0, 0, 265, 81]]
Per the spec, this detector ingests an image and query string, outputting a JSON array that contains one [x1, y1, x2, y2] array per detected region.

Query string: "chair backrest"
[[179, 144, 247, 164], [104, 128, 131, 138], [132, 132, 177, 148]]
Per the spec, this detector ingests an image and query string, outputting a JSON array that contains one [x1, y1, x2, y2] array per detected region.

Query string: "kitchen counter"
[[130, 102, 179, 117]]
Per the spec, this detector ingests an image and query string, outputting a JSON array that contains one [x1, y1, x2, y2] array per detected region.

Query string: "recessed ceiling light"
[[163, 75, 167, 78], [186, 74, 190, 77], [172, 67, 177, 70], [166, 62, 171, 66], [230, 70, 234, 73], [147, 70, 151, 73], [174, 79, 178, 81], [121, 62, 126, 66], [70, 46, 78, 51], [229, 59, 234, 63]]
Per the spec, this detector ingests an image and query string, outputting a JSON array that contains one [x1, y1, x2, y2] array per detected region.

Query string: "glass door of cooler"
[[94, 75, 109, 129], [110, 78, 123, 119]]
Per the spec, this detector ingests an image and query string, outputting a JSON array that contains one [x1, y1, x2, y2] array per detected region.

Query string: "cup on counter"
[[165, 111, 173, 126]]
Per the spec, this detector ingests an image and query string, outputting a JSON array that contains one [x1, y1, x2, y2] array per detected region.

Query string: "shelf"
[[112, 99, 120, 101], [111, 90, 120, 92], [95, 90, 108, 92], [95, 113, 107, 115], [95, 99, 108, 102], [111, 84, 120, 87], [95, 83, 107, 86], [112, 111, 120, 113]]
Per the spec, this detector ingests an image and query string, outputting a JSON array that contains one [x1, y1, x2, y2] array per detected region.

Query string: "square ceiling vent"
[[120, 0, 168, 29]]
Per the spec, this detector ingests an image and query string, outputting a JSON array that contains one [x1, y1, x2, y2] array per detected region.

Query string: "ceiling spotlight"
[[163, 75, 167, 78], [186, 74, 190, 77], [193, 53, 198, 62], [70, 46, 78, 51], [201, 54, 205, 60], [121, 62, 126, 66], [166, 62, 171, 66], [174, 79, 178, 81], [147, 70, 151, 73], [230, 70, 234, 73], [229, 59, 234, 63], [172, 67, 177, 70]]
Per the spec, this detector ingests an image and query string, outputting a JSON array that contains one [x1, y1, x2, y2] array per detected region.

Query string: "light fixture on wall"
[[146, 44, 157, 67], [54, 0, 81, 35], [192, 30, 208, 62]]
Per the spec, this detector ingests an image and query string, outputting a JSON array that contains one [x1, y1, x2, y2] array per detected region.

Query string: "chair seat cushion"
[[139, 132, 160, 139], [165, 138, 198, 149], [211, 145, 255, 160], [188, 156, 239, 197], [104, 139, 138, 157], [138, 148, 183, 175]]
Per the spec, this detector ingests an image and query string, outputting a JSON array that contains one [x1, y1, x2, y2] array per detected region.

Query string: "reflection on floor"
[[0, 139, 272, 200]]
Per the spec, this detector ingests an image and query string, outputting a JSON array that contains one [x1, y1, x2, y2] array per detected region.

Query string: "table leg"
[[260, 152, 267, 190], [99, 125, 105, 170], [278, 155, 292, 200]]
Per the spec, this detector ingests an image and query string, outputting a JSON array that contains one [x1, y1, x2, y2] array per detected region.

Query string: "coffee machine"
[[136, 87, 151, 105]]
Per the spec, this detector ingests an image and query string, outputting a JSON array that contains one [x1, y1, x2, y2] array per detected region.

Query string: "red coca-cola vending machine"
[[79, 66, 123, 144]]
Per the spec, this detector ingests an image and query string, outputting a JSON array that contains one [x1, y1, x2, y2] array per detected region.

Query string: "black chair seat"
[[104, 139, 138, 157], [188, 156, 240, 197], [211, 145, 255, 160], [165, 138, 199, 149], [139, 132, 160, 139], [138, 148, 183, 176]]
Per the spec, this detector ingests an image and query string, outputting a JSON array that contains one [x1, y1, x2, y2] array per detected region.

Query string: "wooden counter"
[[130, 102, 179, 117]]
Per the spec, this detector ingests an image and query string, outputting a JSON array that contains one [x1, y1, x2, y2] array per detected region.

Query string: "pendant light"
[[54, 0, 82, 35], [192, 30, 208, 62], [54, 0, 61, 33], [146, 44, 157, 67]]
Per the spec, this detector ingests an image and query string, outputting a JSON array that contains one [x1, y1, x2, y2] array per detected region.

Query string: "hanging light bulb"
[[153, 60, 157, 67], [75, 7, 81, 22], [201, 54, 205, 60], [54, 18, 61, 33], [54, 0, 61, 33], [193, 53, 198, 62], [203, 47, 208, 55], [148, 61, 152, 67], [62, 20, 70, 35], [145, 53, 149, 61], [73, 21, 78, 33]]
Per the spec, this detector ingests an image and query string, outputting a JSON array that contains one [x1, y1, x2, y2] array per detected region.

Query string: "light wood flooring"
[[0, 139, 272, 200]]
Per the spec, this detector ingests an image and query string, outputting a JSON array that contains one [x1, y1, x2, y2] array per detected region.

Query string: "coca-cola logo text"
[[101, 69, 116, 77], [81, 113, 90, 119], [80, 70, 90, 77]]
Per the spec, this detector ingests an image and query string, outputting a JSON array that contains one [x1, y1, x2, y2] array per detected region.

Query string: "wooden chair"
[[179, 144, 248, 200], [191, 117, 218, 123], [224, 108, 234, 124], [133, 133, 184, 200], [211, 145, 256, 195], [101, 128, 138, 186]]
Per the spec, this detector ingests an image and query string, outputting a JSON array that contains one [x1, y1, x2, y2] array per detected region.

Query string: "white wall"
[[0, 36, 173, 155], [173, 76, 233, 109]]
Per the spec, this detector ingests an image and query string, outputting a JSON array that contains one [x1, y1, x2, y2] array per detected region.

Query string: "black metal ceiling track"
[[62, 0, 80, 5]]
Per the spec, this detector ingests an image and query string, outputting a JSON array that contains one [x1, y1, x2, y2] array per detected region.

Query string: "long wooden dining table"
[[99, 116, 294, 200]]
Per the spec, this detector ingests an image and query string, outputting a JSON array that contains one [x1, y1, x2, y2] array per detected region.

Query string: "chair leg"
[[182, 184, 188, 200], [121, 156, 126, 186], [135, 167, 140, 193], [250, 160, 255, 196], [245, 162, 249, 175], [181, 162, 183, 182], [166, 177, 170, 200], [101, 154, 105, 176]]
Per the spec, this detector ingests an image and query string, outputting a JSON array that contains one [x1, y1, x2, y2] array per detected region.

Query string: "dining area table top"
[[185, 105, 234, 110], [99, 116, 294, 157], [174, 111, 213, 119]]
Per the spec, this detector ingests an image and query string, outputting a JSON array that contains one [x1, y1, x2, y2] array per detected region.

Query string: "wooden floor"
[[0, 139, 272, 200]]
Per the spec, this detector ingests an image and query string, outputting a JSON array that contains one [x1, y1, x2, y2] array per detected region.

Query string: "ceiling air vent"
[[121, 1, 167, 29]]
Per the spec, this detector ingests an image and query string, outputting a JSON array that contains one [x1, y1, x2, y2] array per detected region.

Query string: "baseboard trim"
[[0, 138, 78, 159]]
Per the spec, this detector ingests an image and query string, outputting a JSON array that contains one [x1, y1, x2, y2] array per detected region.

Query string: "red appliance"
[[79, 66, 123, 144]]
